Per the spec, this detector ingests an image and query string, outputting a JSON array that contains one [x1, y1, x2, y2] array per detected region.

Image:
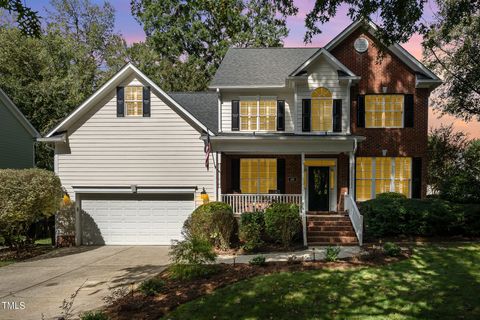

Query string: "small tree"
[[0, 169, 62, 249]]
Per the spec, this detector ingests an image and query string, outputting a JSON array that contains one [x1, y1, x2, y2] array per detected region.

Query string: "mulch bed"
[[0, 245, 54, 264], [105, 248, 411, 320]]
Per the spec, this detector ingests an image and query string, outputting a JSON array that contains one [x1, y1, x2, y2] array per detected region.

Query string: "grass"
[[34, 237, 52, 246], [166, 244, 480, 320], [0, 260, 15, 267]]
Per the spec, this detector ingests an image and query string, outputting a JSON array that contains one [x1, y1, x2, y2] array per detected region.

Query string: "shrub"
[[80, 311, 109, 320], [361, 197, 477, 238], [183, 202, 236, 249], [264, 203, 301, 248], [0, 169, 62, 248], [138, 278, 165, 296], [375, 192, 407, 200], [383, 242, 401, 256], [249, 255, 267, 266], [169, 264, 220, 281], [325, 246, 341, 262], [169, 236, 217, 265], [239, 211, 264, 252]]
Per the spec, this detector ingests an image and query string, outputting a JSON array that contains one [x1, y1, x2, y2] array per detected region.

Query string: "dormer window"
[[125, 86, 143, 116], [311, 87, 333, 132]]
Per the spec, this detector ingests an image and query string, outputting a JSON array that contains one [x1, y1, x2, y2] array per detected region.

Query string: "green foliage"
[[0, 169, 62, 248], [80, 311, 109, 320], [383, 242, 401, 257], [375, 192, 407, 200], [325, 246, 341, 262], [131, 0, 295, 91], [184, 202, 236, 249], [249, 255, 267, 266], [361, 197, 480, 238], [138, 278, 165, 296], [0, 0, 41, 36], [169, 236, 217, 265], [428, 126, 480, 203], [264, 203, 301, 248], [169, 264, 220, 281], [239, 211, 264, 252]]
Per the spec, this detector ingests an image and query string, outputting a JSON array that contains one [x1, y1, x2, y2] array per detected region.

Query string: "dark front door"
[[308, 166, 329, 211]]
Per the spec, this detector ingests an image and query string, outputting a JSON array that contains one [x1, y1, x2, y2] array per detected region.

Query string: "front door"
[[308, 166, 329, 211]]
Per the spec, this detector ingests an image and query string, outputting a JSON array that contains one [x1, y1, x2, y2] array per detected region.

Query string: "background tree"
[[131, 0, 296, 90], [0, 0, 41, 36]]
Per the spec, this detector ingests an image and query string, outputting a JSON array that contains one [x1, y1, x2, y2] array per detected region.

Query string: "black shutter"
[[116, 87, 124, 117], [142, 86, 151, 117], [277, 100, 285, 131], [333, 99, 342, 132], [231, 100, 239, 131], [277, 158, 286, 193], [231, 158, 240, 192], [302, 99, 311, 132], [404, 94, 414, 127], [357, 95, 365, 127], [412, 157, 422, 198]]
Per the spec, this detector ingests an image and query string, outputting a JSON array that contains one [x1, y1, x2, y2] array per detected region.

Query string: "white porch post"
[[301, 152, 307, 246], [349, 151, 355, 199]]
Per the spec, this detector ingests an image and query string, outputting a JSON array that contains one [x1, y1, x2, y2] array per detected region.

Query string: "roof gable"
[[0, 88, 40, 138], [289, 48, 356, 77], [46, 63, 214, 138]]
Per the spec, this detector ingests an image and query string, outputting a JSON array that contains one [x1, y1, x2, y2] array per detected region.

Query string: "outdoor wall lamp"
[[201, 187, 210, 204]]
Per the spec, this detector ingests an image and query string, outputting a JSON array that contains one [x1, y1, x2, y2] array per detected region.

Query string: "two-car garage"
[[78, 192, 195, 245]]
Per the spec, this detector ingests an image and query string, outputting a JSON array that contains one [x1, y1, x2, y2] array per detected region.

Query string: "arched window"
[[311, 87, 333, 131]]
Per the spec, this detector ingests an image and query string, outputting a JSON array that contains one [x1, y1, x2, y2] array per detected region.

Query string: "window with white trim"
[[240, 159, 277, 193], [311, 87, 333, 131], [356, 157, 412, 201], [125, 86, 143, 116], [365, 95, 403, 128], [240, 98, 276, 131]]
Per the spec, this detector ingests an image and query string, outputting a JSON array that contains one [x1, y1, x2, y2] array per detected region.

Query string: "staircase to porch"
[[306, 211, 359, 246]]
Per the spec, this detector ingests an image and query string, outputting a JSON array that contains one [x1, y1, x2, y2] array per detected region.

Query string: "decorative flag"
[[204, 134, 211, 171]]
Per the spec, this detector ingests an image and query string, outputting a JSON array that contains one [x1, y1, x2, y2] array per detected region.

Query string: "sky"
[[26, 0, 480, 138]]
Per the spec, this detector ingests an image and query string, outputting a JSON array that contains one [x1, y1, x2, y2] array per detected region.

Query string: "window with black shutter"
[[333, 99, 342, 132], [231, 100, 239, 131], [357, 95, 365, 127], [404, 94, 414, 127], [277, 100, 285, 131], [142, 86, 151, 117], [116, 87, 124, 117], [302, 99, 311, 132]]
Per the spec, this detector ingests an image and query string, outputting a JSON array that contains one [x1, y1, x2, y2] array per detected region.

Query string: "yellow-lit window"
[[311, 87, 333, 131], [125, 86, 143, 116], [356, 157, 373, 201], [356, 157, 412, 201], [240, 98, 276, 131], [365, 95, 403, 128], [240, 159, 277, 194]]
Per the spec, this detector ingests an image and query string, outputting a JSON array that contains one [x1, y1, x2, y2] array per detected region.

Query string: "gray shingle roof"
[[168, 92, 218, 133], [210, 48, 319, 87]]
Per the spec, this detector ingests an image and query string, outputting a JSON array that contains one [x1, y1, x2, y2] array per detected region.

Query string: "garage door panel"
[[81, 193, 194, 245]]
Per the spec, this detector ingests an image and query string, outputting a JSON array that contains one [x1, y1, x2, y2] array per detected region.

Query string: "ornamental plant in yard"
[[239, 211, 264, 252], [264, 203, 301, 248], [183, 202, 237, 249], [0, 169, 62, 248]]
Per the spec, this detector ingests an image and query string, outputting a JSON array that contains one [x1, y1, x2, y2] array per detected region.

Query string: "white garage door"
[[80, 193, 195, 245]]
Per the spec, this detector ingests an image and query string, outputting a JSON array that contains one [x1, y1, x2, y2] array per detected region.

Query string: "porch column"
[[301, 152, 307, 246], [349, 151, 355, 198]]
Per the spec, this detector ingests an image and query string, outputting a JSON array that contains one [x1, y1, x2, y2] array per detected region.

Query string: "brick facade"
[[331, 27, 430, 197]]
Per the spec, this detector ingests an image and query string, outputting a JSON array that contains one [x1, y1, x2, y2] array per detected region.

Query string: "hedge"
[[360, 196, 480, 239], [0, 169, 62, 247]]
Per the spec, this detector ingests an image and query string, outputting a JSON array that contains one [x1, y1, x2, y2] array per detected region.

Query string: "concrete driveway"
[[0, 246, 170, 320]]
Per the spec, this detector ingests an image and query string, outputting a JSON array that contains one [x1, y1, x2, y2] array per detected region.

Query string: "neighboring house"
[[0, 88, 40, 168], [42, 20, 441, 246]]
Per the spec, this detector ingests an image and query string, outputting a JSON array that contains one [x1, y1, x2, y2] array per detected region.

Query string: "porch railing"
[[222, 194, 302, 214], [344, 194, 363, 245]]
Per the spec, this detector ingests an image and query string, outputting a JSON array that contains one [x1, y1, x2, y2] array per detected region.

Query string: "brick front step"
[[307, 220, 352, 227], [307, 236, 358, 243], [306, 216, 351, 221], [307, 211, 347, 216], [307, 225, 353, 232], [307, 230, 356, 237]]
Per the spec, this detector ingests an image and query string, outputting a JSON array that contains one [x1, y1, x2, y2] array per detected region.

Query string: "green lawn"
[[167, 244, 480, 320]]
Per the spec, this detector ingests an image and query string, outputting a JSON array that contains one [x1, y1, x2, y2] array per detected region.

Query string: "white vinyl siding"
[[295, 56, 349, 133], [57, 78, 215, 206]]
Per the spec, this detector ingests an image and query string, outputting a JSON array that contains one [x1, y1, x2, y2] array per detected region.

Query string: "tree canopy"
[[0, 0, 41, 36]]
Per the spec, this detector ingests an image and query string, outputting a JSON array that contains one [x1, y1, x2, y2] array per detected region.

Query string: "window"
[[240, 159, 277, 193], [356, 157, 412, 201], [311, 87, 333, 131], [125, 86, 143, 116], [365, 95, 403, 128], [240, 98, 276, 131]]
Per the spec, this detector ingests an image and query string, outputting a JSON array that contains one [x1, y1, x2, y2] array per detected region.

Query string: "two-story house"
[[42, 20, 441, 246]]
